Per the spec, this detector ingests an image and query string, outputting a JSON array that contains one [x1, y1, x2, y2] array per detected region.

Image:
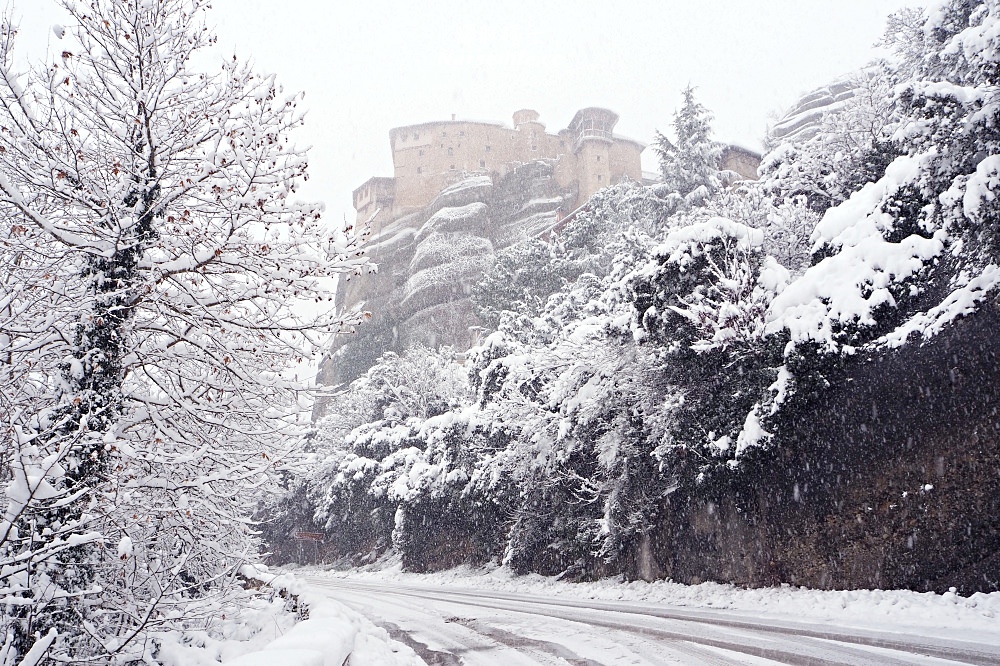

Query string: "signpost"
[[292, 530, 325, 542], [291, 529, 324, 564]]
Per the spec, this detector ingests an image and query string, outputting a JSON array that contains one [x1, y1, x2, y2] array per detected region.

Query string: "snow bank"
[[225, 602, 354, 666], [223, 565, 421, 666]]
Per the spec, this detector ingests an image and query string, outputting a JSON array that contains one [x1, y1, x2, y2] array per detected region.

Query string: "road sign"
[[291, 529, 324, 542]]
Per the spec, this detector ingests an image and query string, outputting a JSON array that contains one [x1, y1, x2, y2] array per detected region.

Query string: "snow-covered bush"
[[300, 347, 478, 561], [277, 3, 1000, 586], [630, 217, 789, 469], [696, 185, 820, 276]]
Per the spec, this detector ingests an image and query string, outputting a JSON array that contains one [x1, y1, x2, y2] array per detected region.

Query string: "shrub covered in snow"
[[279, 1, 1000, 590]]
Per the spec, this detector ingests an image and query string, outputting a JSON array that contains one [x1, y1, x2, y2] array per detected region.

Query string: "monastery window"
[[448, 147, 453, 156], [417, 166, 423, 174], [480, 159, 486, 168], [531, 145, 538, 151], [485, 145, 491, 152], [460, 131, 465, 136], [413, 132, 419, 141], [450, 164, 455, 170], [419, 149, 424, 156], [442, 131, 448, 137], [597, 175, 603, 182], [596, 155, 602, 162]]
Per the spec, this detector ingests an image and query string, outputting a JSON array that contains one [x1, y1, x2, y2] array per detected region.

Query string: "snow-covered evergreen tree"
[[771, 0, 1000, 356], [630, 217, 788, 475], [654, 86, 724, 206], [0, 0, 367, 661], [695, 184, 819, 276]]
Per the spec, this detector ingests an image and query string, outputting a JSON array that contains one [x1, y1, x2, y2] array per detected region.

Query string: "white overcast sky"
[[14, 0, 913, 224]]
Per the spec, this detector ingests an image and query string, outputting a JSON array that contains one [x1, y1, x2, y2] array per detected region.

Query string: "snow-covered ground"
[[301, 558, 1000, 646], [209, 566, 422, 666], [207, 560, 1000, 665]]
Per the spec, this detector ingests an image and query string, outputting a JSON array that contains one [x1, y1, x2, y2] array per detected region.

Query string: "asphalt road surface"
[[307, 577, 1000, 665]]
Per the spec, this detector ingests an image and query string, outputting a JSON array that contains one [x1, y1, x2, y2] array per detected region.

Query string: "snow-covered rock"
[[768, 73, 860, 144], [317, 164, 572, 393]]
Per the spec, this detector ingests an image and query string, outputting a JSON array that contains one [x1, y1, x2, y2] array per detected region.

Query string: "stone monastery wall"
[[352, 108, 645, 232], [320, 107, 762, 398]]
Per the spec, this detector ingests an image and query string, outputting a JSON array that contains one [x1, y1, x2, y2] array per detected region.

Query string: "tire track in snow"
[[314, 577, 993, 665], [320, 579, 794, 664], [448, 617, 603, 665]]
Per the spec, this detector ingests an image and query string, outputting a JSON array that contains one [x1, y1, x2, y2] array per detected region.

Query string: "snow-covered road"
[[306, 576, 1000, 665]]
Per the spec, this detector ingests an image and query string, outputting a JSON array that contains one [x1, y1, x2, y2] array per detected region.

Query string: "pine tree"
[[654, 86, 724, 205]]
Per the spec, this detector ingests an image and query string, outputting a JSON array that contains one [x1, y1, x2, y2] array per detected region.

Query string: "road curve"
[[306, 576, 1000, 666]]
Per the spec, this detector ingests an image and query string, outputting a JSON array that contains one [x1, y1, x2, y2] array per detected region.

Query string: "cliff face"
[[645, 299, 1000, 594], [316, 162, 574, 407], [767, 72, 860, 144]]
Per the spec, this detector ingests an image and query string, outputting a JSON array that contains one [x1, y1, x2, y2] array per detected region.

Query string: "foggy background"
[[13, 0, 911, 224]]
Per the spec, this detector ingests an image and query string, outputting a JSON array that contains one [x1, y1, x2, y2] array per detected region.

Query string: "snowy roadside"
[[220, 565, 422, 666], [146, 565, 421, 666], [301, 558, 1000, 645]]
